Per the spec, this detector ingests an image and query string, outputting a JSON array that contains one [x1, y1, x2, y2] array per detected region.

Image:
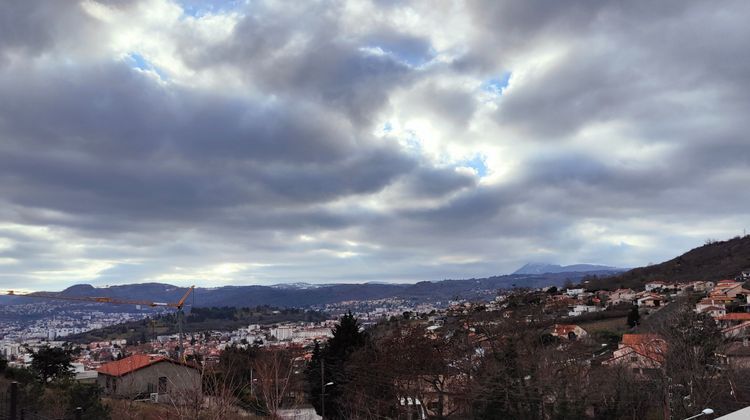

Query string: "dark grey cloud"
[[362, 30, 435, 66], [0, 1, 87, 56], [181, 2, 417, 123], [0, 60, 418, 230], [399, 166, 477, 198]]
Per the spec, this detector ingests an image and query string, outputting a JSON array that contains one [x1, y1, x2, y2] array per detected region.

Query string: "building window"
[[158, 376, 168, 394]]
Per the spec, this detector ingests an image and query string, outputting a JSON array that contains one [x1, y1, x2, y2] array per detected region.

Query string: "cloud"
[[0, 0, 749, 289]]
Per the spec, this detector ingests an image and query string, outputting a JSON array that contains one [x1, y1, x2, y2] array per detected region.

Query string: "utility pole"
[[321, 359, 325, 419], [665, 376, 672, 420], [10, 381, 17, 420]]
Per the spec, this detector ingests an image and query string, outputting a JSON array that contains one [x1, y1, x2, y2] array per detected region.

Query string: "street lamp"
[[684, 408, 714, 420], [321, 381, 334, 419]]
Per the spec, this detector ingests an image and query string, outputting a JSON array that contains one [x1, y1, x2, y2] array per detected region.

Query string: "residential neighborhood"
[[4, 267, 750, 418]]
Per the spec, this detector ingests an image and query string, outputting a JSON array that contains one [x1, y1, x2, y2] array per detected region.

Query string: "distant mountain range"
[[0, 269, 623, 310], [4, 236, 748, 310], [513, 263, 624, 275]]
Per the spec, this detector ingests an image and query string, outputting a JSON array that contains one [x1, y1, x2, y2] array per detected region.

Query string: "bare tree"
[[253, 347, 300, 418], [650, 303, 726, 418]]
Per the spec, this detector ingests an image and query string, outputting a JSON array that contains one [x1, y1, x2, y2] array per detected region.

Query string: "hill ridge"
[[589, 235, 750, 290]]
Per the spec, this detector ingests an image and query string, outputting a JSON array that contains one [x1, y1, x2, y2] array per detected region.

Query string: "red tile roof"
[[620, 334, 667, 363], [621, 334, 659, 346], [718, 279, 739, 284], [717, 313, 750, 321], [98, 354, 164, 377], [98, 354, 197, 377]]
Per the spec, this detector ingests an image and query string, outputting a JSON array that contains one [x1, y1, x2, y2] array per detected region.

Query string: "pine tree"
[[30, 346, 73, 383], [626, 306, 640, 328], [306, 312, 367, 418]]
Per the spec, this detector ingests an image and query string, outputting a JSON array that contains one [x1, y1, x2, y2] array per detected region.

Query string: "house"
[[97, 354, 201, 404], [717, 340, 750, 369], [603, 334, 667, 375], [715, 313, 750, 327], [692, 281, 715, 292], [700, 306, 727, 319], [568, 304, 603, 317], [635, 293, 665, 307], [72, 362, 98, 385], [645, 281, 668, 292], [710, 280, 750, 299], [566, 288, 586, 297], [608, 289, 636, 306], [551, 324, 588, 340], [696, 297, 733, 313]]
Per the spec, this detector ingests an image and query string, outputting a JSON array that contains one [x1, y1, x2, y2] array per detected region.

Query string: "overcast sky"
[[1, 0, 749, 291]]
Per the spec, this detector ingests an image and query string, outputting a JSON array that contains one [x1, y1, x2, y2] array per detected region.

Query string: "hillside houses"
[[603, 334, 667, 376], [551, 324, 588, 340], [12, 268, 750, 418], [568, 304, 603, 317], [565, 288, 586, 297], [608, 288, 636, 306], [690, 280, 715, 292], [694, 280, 750, 320], [644, 281, 669, 292], [635, 292, 665, 307], [710, 279, 750, 299], [697, 296, 735, 313]]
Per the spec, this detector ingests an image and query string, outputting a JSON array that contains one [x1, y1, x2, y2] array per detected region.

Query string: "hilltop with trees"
[[587, 235, 750, 290]]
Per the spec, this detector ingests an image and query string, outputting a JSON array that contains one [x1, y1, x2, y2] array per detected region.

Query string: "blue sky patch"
[[460, 154, 488, 177], [482, 72, 512, 96], [127, 52, 168, 80], [178, 0, 245, 17]]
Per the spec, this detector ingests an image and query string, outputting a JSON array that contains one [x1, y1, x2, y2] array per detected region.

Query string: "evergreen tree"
[[66, 382, 111, 420], [306, 312, 367, 418], [30, 346, 73, 383], [626, 306, 640, 328]]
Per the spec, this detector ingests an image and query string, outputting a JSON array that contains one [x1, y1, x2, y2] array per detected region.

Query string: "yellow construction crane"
[[6, 286, 195, 360]]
